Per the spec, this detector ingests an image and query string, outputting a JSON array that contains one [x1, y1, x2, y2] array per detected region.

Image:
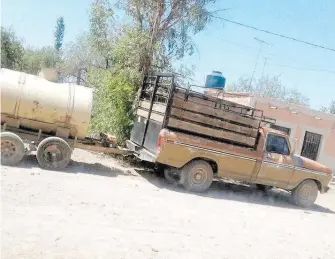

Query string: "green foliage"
[[1, 27, 25, 70], [117, 0, 215, 72], [54, 17, 65, 51], [112, 26, 149, 73], [227, 75, 310, 107], [89, 0, 114, 68], [22, 46, 57, 74], [88, 69, 136, 144]]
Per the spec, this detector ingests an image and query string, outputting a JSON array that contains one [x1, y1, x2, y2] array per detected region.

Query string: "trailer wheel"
[[36, 137, 72, 170], [1, 132, 25, 166], [181, 160, 213, 192], [291, 180, 318, 208]]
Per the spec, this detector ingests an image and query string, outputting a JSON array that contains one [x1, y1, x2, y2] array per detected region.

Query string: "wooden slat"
[[174, 91, 252, 112], [172, 97, 260, 128], [153, 103, 167, 113], [170, 108, 258, 137], [174, 91, 216, 107], [168, 118, 256, 147], [136, 108, 164, 123], [139, 100, 167, 113]]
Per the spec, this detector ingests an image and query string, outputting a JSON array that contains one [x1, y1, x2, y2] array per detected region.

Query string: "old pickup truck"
[[127, 73, 332, 207]]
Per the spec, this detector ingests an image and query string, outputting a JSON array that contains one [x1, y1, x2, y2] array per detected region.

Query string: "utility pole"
[[248, 37, 271, 88], [261, 57, 270, 77]]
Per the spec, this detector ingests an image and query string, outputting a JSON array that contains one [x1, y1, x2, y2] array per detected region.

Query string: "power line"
[[249, 37, 270, 87], [262, 57, 270, 77], [207, 35, 335, 73], [211, 15, 335, 52], [209, 35, 319, 66], [268, 63, 335, 74]]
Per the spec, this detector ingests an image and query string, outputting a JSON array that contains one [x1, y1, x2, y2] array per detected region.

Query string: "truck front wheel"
[[36, 137, 72, 170], [181, 160, 213, 192], [291, 180, 318, 208]]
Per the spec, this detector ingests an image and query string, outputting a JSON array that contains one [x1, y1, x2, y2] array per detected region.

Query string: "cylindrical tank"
[[0, 68, 93, 138], [205, 71, 226, 89]]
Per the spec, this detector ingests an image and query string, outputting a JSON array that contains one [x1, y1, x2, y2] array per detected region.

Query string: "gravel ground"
[[1, 149, 335, 259]]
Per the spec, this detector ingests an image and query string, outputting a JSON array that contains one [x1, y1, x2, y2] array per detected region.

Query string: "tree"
[[117, 0, 216, 73], [89, 0, 114, 69], [227, 75, 310, 107], [54, 17, 65, 52], [22, 46, 57, 74], [1, 27, 25, 70], [57, 34, 93, 84], [321, 100, 335, 114], [85, 0, 214, 143]]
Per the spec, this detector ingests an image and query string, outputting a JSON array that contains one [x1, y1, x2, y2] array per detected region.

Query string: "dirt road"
[[2, 149, 335, 259]]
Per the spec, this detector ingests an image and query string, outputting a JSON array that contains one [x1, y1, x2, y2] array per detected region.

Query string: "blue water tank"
[[205, 71, 226, 89]]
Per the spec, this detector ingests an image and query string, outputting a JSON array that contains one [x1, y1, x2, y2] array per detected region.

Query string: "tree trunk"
[[139, 0, 164, 74]]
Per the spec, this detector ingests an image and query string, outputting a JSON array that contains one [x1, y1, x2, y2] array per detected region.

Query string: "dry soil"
[[1, 149, 335, 259]]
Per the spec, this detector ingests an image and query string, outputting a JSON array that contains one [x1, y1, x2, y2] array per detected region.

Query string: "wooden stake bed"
[[133, 73, 272, 149]]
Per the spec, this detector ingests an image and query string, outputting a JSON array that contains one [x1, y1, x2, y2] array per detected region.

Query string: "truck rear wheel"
[[36, 137, 72, 170], [181, 160, 213, 192], [291, 180, 318, 208], [1, 132, 25, 166]]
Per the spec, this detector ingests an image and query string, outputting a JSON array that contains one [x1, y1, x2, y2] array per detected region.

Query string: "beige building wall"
[[206, 90, 335, 173]]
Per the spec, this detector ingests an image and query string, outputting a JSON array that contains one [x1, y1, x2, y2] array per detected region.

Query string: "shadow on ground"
[[15, 155, 130, 178], [136, 168, 335, 214]]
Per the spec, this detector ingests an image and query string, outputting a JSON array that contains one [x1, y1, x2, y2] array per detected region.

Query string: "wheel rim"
[[1, 140, 16, 159], [300, 186, 311, 200], [190, 167, 207, 186], [43, 144, 63, 166]]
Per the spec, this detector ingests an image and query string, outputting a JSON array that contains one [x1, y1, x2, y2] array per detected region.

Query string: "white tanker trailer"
[[0, 68, 128, 169]]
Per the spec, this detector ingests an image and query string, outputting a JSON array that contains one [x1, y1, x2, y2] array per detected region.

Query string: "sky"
[[1, 0, 335, 109]]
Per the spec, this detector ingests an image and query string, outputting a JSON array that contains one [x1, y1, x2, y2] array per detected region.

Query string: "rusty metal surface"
[[0, 68, 93, 138], [156, 127, 332, 190]]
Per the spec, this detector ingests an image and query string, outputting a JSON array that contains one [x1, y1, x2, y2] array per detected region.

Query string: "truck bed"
[[132, 73, 272, 151]]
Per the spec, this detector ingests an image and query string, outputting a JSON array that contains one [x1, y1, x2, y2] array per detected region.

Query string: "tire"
[[291, 180, 318, 208], [256, 184, 273, 191], [164, 168, 181, 184], [36, 137, 72, 170], [1, 132, 25, 166], [181, 160, 213, 192]]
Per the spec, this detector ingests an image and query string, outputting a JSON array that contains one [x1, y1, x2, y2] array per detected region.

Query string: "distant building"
[[205, 89, 335, 174]]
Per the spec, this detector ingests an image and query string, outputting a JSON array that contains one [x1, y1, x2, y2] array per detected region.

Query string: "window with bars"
[[301, 131, 322, 161], [270, 124, 291, 136]]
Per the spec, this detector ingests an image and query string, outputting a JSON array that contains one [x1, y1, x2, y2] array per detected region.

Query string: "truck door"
[[256, 133, 295, 188]]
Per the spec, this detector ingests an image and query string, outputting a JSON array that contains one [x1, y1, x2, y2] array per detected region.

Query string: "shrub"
[[89, 69, 137, 145]]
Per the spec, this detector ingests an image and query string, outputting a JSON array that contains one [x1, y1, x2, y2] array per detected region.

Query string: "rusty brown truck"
[[127, 73, 332, 207]]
